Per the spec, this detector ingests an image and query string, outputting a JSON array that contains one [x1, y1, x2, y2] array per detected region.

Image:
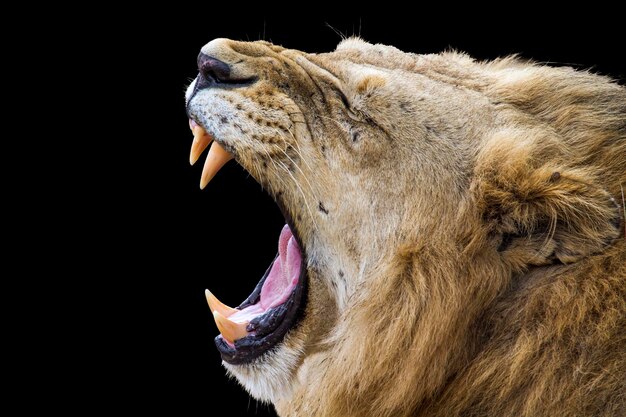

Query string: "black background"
[[86, 9, 624, 416]]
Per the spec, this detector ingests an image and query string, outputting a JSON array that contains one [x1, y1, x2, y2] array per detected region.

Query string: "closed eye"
[[338, 90, 351, 110]]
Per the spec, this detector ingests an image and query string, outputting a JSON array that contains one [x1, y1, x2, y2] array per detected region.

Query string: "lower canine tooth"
[[205, 289, 238, 318], [200, 141, 234, 189], [213, 311, 248, 343]]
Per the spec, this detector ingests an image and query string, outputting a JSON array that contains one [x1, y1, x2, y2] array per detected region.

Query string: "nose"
[[195, 52, 257, 91], [197, 53, 232, 85], [187, 39, 259, 107]]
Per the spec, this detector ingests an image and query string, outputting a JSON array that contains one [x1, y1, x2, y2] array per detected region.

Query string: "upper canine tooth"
[[205, 289, 238, 318], [212, 311, 248, 344], [192, 125, 205, 137], [200, 141, 234, 189], [190, 127, 213, 165]]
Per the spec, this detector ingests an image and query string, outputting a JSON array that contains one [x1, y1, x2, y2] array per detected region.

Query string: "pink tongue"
[[260, 224, 301, 309]]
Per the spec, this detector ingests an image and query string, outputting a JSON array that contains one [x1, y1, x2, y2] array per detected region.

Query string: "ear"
[[474, 133, 622, 267]]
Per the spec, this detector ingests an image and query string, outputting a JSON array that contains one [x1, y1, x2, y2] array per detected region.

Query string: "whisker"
[[280, 129, 316, 176], [259, 147, 290, 193], [274, 158, 319, 230], [276, 140, 320, 207]]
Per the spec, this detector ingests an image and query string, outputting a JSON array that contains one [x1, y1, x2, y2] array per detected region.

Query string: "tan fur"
[[186, 38, 625, 416]]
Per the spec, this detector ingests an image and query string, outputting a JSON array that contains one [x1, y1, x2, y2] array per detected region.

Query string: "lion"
[[184, 38, 625, 417]]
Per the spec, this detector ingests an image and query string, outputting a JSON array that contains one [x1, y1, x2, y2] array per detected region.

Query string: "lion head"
[[184, 38, 625, 416]]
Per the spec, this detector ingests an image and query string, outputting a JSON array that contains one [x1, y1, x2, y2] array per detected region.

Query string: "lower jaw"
[[215, 222, 308, 365], [215, 270, 307, 364]]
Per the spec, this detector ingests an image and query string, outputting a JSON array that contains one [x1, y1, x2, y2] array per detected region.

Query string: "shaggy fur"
[[185, 38, 625, 416]]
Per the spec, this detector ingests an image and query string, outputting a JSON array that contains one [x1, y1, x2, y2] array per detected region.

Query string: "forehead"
[[198, 38, 403, 70], [200, 39, 285, 60], [323, 38, 409, 68]]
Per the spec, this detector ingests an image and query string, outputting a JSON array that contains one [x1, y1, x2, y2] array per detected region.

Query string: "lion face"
[[185, 38, 624, 416], [185, 38, 470, 400]]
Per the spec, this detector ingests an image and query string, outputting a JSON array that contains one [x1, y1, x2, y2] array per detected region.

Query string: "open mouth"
[[188, 119, 307, 365]]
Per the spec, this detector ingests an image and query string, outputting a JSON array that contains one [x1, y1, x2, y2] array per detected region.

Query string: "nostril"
[[198, 53, 231, 83], [195, 52, 257, 89]]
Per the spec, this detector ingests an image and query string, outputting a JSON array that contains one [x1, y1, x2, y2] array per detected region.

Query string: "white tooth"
[[190, 127, 213, 165], [205, 289, 238, 318], [200, 141, 234, 189], [212, 311, 248, 343], [192, 125, 204, 136]]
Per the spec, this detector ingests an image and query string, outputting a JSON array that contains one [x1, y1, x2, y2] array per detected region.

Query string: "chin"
[[223, 334, 304, 402]]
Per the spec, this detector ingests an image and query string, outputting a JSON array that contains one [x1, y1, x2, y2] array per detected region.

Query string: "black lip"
[[215, 204, 308, 365]]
